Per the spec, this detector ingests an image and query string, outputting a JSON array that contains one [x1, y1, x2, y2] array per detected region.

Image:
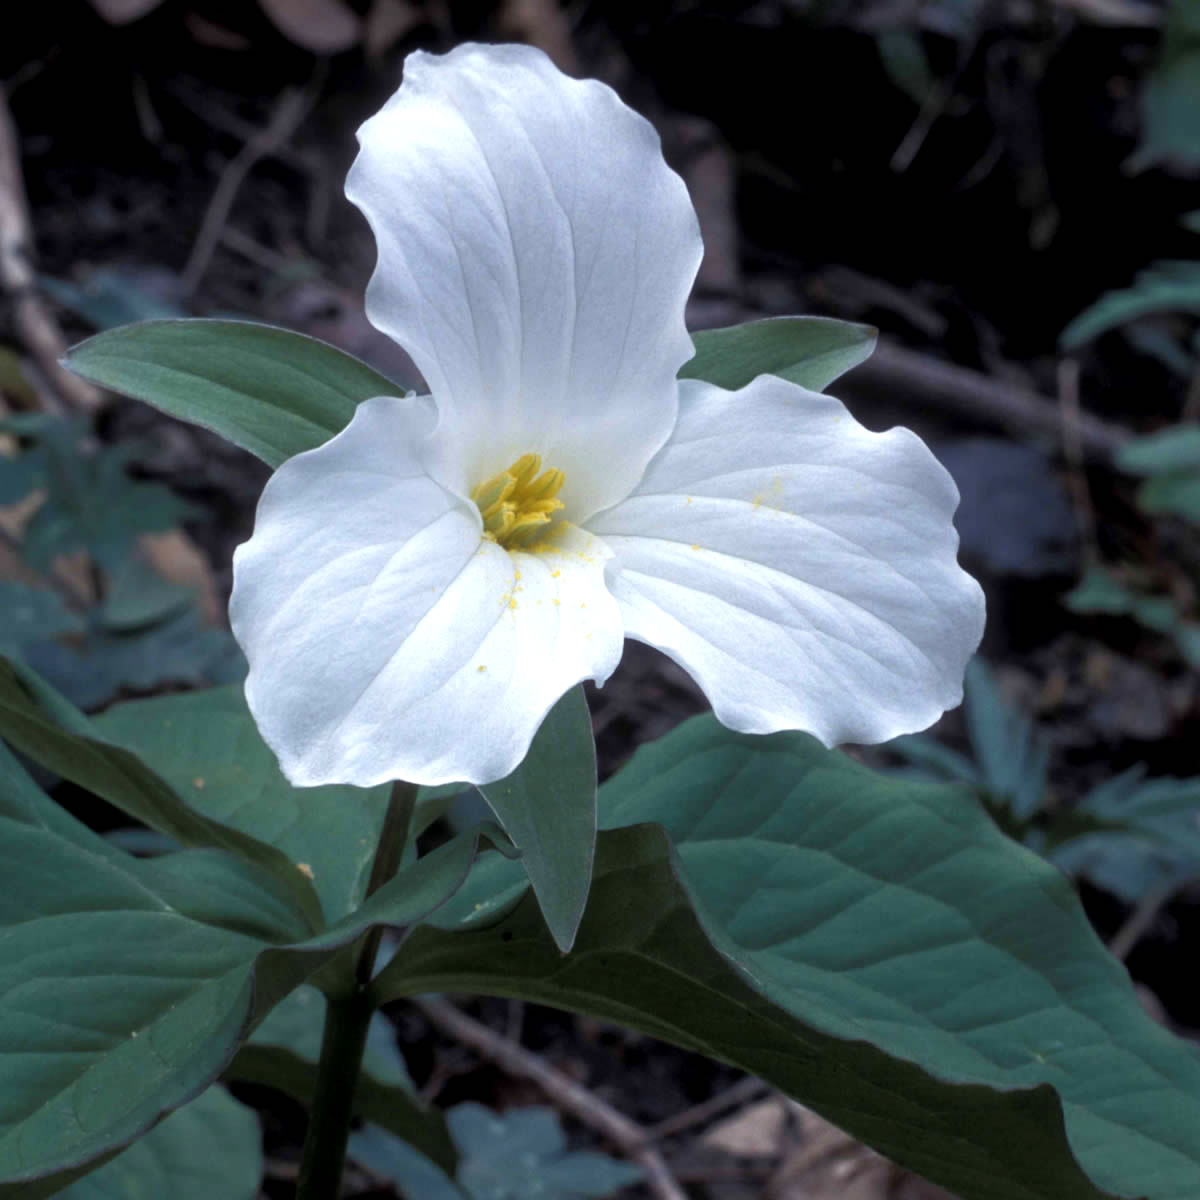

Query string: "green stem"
[[294, 779, 419, 1200], [355, 780, 417, 985], [294, 987, 374, 1199]]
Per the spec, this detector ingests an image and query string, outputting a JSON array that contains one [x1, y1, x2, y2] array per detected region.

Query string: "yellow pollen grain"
[[553, 598, 560, 606], [691, 544, 700, 551], [509, 597, 518, 610], [477, 664, 487, 672], [551, 569, 560, 578]]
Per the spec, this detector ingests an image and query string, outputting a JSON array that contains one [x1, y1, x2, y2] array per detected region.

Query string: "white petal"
[[231, 396, 624, 788], [588, 377, 985, 746], [345, 42, 701, 519]]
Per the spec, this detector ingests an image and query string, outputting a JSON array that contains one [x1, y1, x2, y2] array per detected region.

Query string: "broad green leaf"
[[250, 983, 414, 1086], [58, 1086, 261, 1200], [1061, 261, 1200, 348], [0, 739, 492, 1196], [230, 984, 457, 1173], [64, 319, 398, 467], [0, 583, 83, 654], [381, 717, 1200, 1200], [1065, 568, 1200, 669], [961, 658, 1048, 823], [1138, 471, 1200, 522], [0, 656, 323, 929], [99, 557, 194, 632], [1051, 770, 1200, 903], [350, 1105, 642, 1200], [475, 686, 596, 953], [875, 29, 934, 104], [13, 425, 193, 573], [1116, 426, 1200, 476], [94, 686, 391, 922], [350, 1125, 465, 1200], [886, 732, 980, 785], [681, 315, 877, 394], [0, 413, 57, 437], [1128, 0, 1200, 171], [24, 612, 246, 711], [0, 451, 39, 504], [1065, 566, 1145, 617], [41, 268, 186, 332], [449, 1104, 642, 1199]]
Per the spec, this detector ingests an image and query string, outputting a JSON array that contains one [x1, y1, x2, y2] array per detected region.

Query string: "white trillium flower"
[[230, 42, 985, 789]]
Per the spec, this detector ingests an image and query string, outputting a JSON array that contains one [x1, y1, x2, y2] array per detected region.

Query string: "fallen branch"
[[411, 995, 688, 1200], [850, 338, 1130, 461], [181, 81, 318, 296], [645, 1075, 767, 1142], [0, 88, 102, 413]]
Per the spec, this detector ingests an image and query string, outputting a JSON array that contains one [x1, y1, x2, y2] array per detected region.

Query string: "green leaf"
[[1128, 0, 1200, 171], [1115, 426, 1200, 524], [41, 268, 186, 332], [25, 611, 247, 711], [94, 686, 391, 923], [1065, 568, 1200, 669], [961, 658, 1048, 823], [876, 29, 934, 104], [16, 431, 193, 574], [681, 316, 877, 394], [64, 319, 399, 467], [886, 732, 981, 786], [475, 686, 596, 953], [0, 739, 492, 1196], [0, 583, 83, 654], [381, 717, 1200, 1200], [0, 655, 324, 930], [99, 556, 195, 632], [350, 1105, 643, 1200], [1061, 261, 1200, 349], [1138, 471, 1200, 522], [450, 1104, 642, 1199], [1051, 770, 1200, 903], [58, 1087, 260, 1200], [349, 1125, 465, 1200], [1116, 426, 1200, 476], [229, 984, 458, 1173], [0, 451, 39, 504], [1065, 567, 1147, 618]]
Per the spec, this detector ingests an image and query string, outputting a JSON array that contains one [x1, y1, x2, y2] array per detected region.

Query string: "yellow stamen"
[[471, 453, 566, 550]]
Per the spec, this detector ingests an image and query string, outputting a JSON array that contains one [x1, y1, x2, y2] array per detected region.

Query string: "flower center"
[[471, 453, 566, 550]]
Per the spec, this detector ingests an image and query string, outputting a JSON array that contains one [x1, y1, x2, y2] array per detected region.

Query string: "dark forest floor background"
[[3, 1, 1199, 1196]]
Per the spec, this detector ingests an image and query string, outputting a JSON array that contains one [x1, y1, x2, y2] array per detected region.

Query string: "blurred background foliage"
[[3, 1, 1200, 1196]]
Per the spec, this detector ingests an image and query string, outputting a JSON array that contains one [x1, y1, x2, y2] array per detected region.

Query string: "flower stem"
[[294, 779, 419, 1200]]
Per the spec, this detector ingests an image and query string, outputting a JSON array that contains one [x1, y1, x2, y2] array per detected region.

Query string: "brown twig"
[[645, 1075, 768, 1142], [1109, 879, 1179, 963], [180, 82, 319, 296], [0, 87, 102, 412], [1057, 357, 1099, 560], [849, 338, 1130, 460], [411, 995, 688, 1200]]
